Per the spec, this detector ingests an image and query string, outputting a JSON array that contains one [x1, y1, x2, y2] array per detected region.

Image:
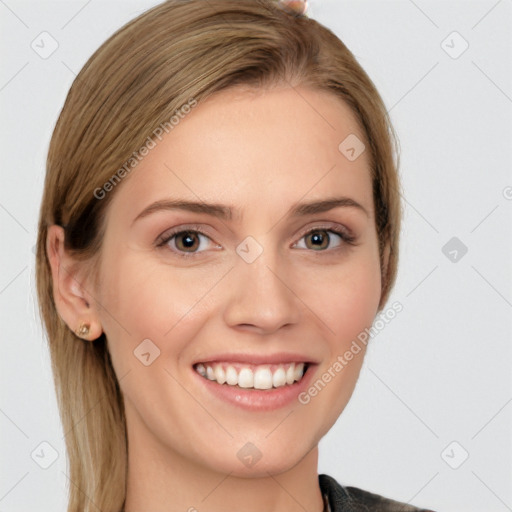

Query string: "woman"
[[35, 0, 436, 510]]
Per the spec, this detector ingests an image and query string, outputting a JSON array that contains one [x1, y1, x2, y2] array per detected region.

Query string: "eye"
[[293, 227, 356, 252], [156, 227, 219, 257]]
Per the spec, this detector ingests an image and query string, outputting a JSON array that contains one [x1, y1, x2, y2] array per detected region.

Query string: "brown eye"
[[158, 229, 214, 256], [301, 229, 343, 251], [294, 227, 355, 252], [174, 231, 201, 252], [304, 230, 332, 251]]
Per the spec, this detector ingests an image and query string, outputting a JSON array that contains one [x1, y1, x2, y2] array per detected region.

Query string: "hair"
[[35, 1, 402, 510]]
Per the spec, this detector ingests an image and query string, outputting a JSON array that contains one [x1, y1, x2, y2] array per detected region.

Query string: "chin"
[[196, 434, 315, 478]]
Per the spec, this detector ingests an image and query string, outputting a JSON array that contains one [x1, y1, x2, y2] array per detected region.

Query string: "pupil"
[[180, 232, 197, 250], [310, 231, 327, 249]]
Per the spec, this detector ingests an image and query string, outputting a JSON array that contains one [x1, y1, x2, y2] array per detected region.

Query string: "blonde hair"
[[35, 1, 402, 510]]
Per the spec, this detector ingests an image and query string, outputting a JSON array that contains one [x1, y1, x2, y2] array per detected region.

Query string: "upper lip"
[[193, 352, 317, 366]]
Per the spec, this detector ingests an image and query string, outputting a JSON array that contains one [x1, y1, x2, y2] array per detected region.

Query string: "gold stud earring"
[[75, 322, 90, 338]]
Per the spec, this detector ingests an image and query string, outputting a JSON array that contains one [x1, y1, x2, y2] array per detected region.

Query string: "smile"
[[194, 361, 308, 390]]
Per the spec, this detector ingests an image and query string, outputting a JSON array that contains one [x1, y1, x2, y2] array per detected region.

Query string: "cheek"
[[296, 248, 382, 346], [337, 256, 381, 334], [95, 248, 214, 369], [297, 254, 380, 432]]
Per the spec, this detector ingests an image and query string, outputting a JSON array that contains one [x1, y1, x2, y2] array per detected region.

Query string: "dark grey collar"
[[318, 473, 436, 512]]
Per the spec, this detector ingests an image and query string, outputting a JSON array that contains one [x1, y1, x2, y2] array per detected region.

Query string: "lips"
[[192, 352, 314, 366]]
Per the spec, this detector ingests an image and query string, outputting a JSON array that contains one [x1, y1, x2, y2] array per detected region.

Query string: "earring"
[[75, 322, 90, 338]]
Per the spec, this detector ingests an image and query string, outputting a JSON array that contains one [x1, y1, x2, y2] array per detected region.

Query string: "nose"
[[222, 247, 301, 335]]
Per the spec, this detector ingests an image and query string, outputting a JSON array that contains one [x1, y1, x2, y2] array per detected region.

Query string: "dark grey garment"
[[319, 474, 436, 512]]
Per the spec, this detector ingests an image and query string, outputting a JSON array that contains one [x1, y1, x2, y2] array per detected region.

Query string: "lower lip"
[[193, 364, 316, 412]]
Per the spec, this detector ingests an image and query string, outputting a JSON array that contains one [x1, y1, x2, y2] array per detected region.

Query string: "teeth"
[[272, 367, 286, 387], [196, 363, 207, 377], [254, 366, 273, 390], [226, 365, 238, 385], [195, 362, 306, 389], [286, 364, 295, 385], [238, 368, 254, 388], [293, 363, 304, 381], [214, 365, 226, 384]]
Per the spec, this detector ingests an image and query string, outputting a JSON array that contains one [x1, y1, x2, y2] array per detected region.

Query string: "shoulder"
[[319, 474, 437, 512]]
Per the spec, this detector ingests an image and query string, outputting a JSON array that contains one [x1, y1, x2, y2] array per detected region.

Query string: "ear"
[[46, 224, 103, 341]]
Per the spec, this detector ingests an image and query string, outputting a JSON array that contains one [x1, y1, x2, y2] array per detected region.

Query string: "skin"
[[47, 85, 386, 512]]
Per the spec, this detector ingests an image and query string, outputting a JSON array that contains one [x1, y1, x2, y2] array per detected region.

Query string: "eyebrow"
[[132, 196, 369, 225]]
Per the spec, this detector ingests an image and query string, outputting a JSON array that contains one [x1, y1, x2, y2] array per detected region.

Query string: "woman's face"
[[93, 85, 382, 476]]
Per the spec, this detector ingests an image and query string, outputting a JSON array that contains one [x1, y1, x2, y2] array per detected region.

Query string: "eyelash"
[[156, 224, 357, 259]]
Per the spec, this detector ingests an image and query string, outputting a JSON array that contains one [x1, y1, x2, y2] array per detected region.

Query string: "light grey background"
[[1, 1, 511, 511]]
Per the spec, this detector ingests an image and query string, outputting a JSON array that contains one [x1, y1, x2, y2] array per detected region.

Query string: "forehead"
[[108, 85, 373, 222]]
